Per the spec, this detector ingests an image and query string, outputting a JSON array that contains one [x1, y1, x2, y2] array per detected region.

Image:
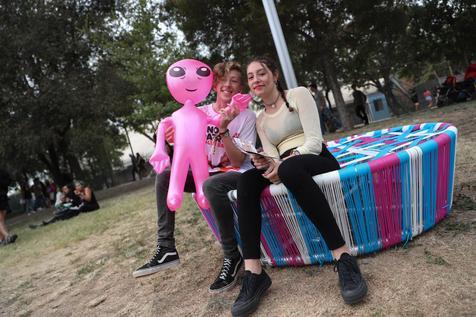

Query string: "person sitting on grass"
[[55, 184, 82, 211], [73, 181, 100, 213], [0, 169, 18, 246]]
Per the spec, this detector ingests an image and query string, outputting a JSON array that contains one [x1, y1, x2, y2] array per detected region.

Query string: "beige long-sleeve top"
[[256, 86, 323, 158]]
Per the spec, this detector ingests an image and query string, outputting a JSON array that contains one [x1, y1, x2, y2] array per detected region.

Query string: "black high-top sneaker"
[[209, 256, 243, 293], [334, 253, 368, 304], [133, 246, 180, 278], [231, 270, 272, 317]]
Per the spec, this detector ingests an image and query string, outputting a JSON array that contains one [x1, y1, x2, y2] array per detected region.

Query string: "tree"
[[340, 0, 416, 115], [160, 0, 355, 129], [406, 0, 476, 73], [0, 0, 130, 187], [101, 0, 191, 142]]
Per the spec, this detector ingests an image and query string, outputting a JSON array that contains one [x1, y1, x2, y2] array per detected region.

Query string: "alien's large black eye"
[[169, 66, 185, 77], [196, 67, 211, 77]]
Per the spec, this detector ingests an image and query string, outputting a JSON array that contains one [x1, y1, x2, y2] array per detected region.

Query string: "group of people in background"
[[309, 82, 370, 132], [29, 181, 100, 229], [308, 83, 344, 134], [19, 178, 57, 215], [130, 152, 148, 181], [0, 166, 101, 246]]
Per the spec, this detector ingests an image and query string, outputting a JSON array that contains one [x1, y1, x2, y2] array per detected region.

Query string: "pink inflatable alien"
[[149, 59, 213, 211], [149, 59, 253, 211]]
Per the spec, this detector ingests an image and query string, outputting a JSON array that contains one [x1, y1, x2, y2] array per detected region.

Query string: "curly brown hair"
[[212, 61, 244, 87]]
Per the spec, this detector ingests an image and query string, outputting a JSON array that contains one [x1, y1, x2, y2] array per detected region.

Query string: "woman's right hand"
[[251, 153, 270, 170]]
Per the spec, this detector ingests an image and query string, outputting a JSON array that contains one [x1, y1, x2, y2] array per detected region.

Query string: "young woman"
[[230, 57, 368, 317]]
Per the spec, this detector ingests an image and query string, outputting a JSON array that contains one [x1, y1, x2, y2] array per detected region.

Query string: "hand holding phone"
[[251, 153, 270, 170]]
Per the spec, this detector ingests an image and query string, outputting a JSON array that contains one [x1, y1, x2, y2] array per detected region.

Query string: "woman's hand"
[[262, 160, 281, 184], [251, 153, 270, 170]]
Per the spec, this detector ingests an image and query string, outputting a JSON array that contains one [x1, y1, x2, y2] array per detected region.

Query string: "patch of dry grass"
[[1, 101, 475, 317]]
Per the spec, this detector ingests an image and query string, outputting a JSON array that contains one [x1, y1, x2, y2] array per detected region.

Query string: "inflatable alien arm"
[[207, 93, 253, 126], [149, 117, 174, 174]]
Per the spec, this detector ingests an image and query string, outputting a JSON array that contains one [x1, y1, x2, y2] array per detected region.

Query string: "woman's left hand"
[[262, 160, 281, 184]]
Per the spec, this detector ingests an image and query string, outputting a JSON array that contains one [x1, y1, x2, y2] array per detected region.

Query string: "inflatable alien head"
[[166, 59, 213, 105]]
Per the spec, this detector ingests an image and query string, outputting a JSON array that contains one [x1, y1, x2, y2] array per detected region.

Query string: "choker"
[[263, 93, 280, 109]]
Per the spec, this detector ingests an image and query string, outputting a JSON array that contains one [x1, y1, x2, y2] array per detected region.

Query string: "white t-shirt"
[[200, 104, 256, 173]]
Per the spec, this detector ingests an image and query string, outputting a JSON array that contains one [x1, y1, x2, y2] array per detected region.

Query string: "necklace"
[[263, 93, 280, 109]]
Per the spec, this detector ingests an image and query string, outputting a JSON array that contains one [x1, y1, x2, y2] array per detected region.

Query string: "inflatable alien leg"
[[166, 143, 190, 211], [189, 148, 210, 209]]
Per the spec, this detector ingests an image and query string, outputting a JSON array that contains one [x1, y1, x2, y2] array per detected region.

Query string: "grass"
[[424, 249, 450, 266], [1, 100, 475, 316], [453, 192, 476, 211], [0, 186, 156, 268]]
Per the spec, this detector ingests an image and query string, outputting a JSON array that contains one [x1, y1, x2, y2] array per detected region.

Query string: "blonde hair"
[[213, 61, 244, 86]]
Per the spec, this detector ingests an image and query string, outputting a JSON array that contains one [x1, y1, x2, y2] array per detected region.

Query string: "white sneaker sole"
[[132, 259, 180, 278]]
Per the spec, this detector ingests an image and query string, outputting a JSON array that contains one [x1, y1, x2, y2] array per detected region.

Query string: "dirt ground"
[[1, 102, 475, 317]]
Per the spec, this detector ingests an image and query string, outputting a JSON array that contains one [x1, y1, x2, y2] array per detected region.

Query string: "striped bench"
[[197, 123, 457, 266]]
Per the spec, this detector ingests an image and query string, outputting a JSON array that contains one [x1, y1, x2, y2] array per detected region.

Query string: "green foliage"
[[1, 0, 472, 184], [0, 1, 131, 186], [159, 0, 355, 127], [160, 0, 473, 118], [100, 0, 190, 141]]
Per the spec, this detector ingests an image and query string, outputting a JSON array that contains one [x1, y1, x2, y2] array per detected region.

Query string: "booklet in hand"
[[232, 138, 279, 159]]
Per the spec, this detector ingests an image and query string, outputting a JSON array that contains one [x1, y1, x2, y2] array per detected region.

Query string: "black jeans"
[[156, 170, 240, 258], [41, 202, 99, 226], [237, 145, 345, 259]]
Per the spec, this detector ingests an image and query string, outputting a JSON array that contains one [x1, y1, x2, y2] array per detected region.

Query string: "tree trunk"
[[38, 146, 68, 185], [99, 142, 115, 188], [65, 153, 86, 181], [322, 58, 352, 130], [324, 89, 332, 110], [57, 138, 86, 181], [374, 77, 409, 115], [138, 131, 155, 143]]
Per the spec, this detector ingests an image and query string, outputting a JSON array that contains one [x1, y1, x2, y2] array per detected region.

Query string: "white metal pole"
[[262, 0, 298, 88]]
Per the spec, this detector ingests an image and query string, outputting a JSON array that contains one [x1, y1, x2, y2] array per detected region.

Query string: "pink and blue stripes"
[[196, 123, 458, 267]]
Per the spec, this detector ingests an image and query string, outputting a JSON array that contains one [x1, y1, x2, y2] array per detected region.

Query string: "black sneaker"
[[231, 270, 272, 317], [209, 256, 243, 293], [334, 253, 368, 304], [132, 246, 180, 278]]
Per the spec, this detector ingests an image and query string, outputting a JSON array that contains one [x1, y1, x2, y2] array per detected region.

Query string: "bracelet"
[[218, 129, 230, 137]]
